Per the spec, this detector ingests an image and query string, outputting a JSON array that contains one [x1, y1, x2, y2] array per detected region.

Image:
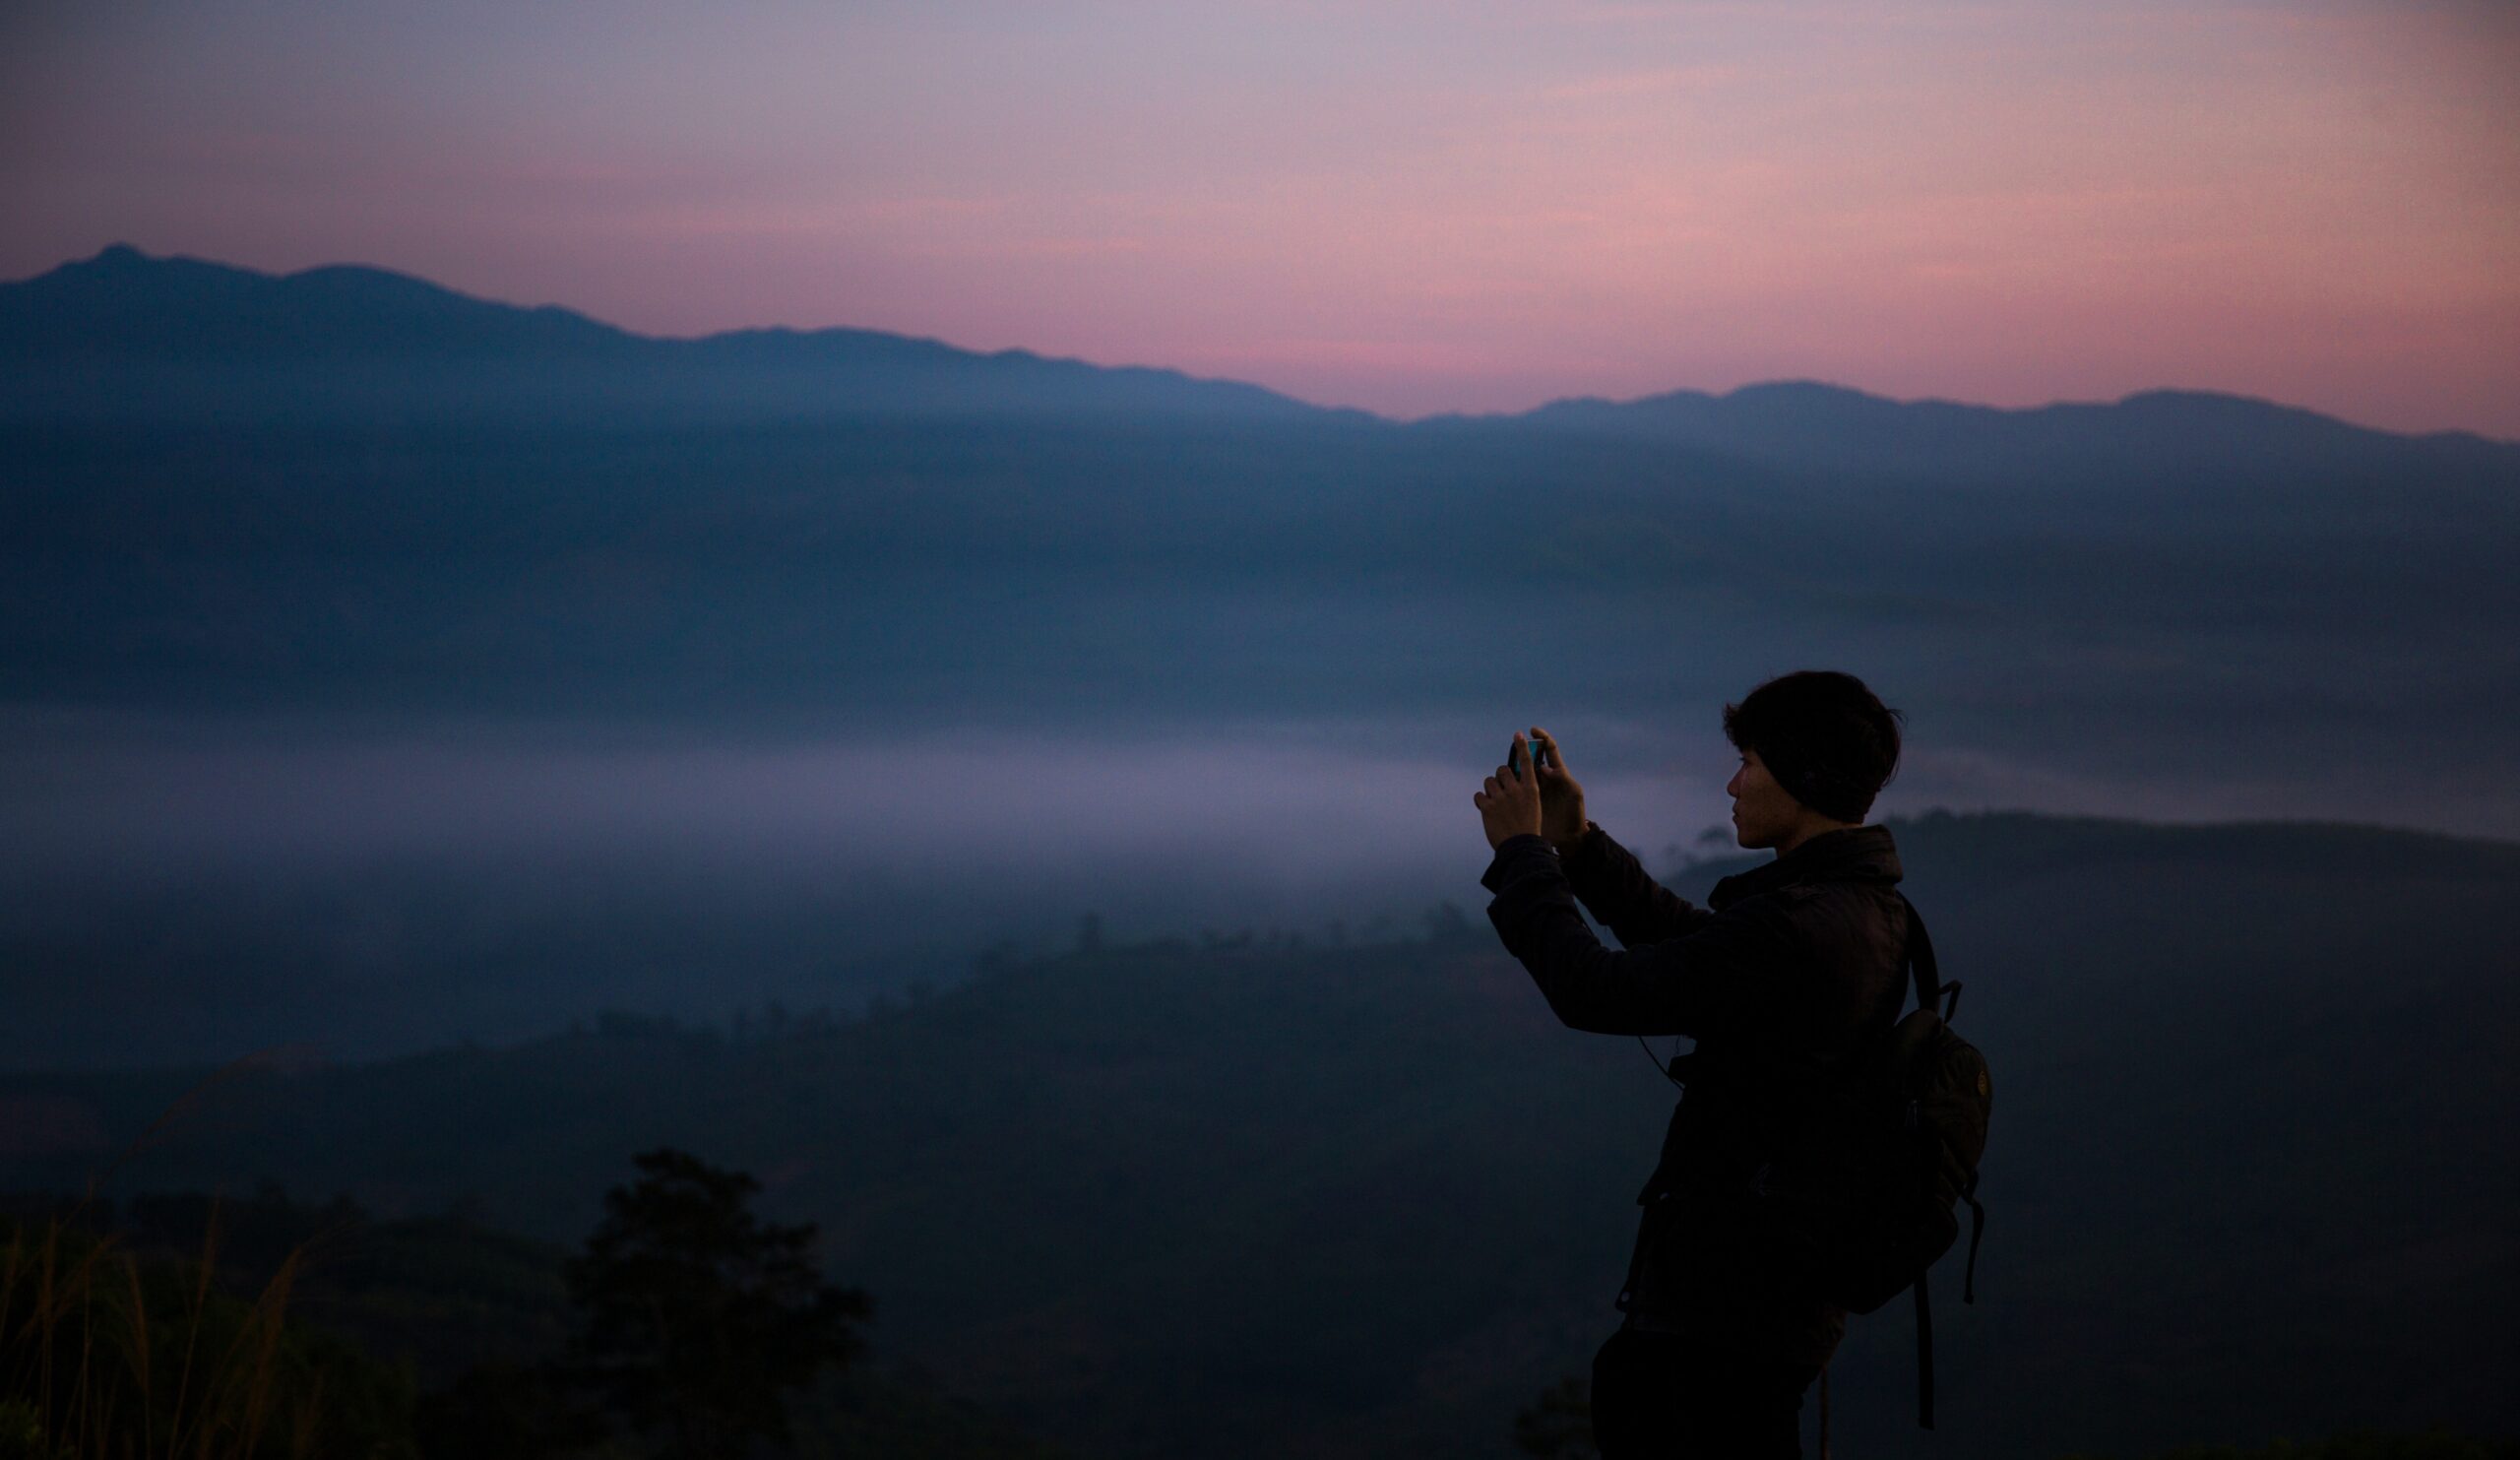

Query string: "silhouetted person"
[[1473, 670, 1908, 1459]]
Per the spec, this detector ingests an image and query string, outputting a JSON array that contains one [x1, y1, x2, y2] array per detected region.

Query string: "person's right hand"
[[1529, 726, 1588, 849]]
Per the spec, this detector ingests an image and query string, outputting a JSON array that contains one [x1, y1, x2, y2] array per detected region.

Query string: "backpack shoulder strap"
[[1896, 890, 1956, 1432], [1897, 891, 1958, 1022]]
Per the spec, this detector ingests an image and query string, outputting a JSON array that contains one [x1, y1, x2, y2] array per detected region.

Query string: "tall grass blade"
[[164, 1196, 220, 1460]]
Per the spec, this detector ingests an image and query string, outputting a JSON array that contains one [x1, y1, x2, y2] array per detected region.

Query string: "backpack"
[[1759, 891, 1990, 1435]]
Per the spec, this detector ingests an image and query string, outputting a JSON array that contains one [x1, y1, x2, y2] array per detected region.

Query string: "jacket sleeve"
[[1480, 833, 1800, 1038], [1556, 821, 1717, 948]]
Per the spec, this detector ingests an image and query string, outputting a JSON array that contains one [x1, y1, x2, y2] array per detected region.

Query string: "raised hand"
[[1529, 726, 1588, 849], [1475, 731, 1546, 850]]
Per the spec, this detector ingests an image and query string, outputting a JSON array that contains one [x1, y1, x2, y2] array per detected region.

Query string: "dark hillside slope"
[[5, 810, 2514, 1457]]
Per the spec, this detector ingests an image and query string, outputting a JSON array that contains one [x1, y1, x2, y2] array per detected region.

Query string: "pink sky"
[[3, 0, 2514, 435]]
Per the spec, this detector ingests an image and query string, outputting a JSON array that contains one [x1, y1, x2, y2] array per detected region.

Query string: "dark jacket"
[[1479, 821, 1912, 1367]]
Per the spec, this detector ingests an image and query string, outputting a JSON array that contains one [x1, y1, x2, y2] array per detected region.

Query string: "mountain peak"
[[1722, 378, 1881, 405], [23, 242, 168, 285], [11, 242, 269, 295]]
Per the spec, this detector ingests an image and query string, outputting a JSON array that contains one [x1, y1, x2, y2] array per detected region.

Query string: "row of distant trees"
[[1048, 830, 1736, 963]]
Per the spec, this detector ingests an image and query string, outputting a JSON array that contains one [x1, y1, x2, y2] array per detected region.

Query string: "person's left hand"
[[1474, 732, 1545, 850]]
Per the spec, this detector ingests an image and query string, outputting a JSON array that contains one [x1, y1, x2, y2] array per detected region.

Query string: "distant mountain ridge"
[[3, 242, 2516, 760], [6, 243, 2512, 454], [1460, 377, 2518, 479], [0, 242, 632, 358], [0, 243, 1346, 422]]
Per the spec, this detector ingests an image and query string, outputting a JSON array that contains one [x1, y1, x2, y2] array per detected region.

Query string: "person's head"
[[1721, 670, 1904, 855]]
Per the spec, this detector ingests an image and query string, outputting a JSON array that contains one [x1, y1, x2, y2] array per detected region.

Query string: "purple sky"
[[4, 0, 2515, 434]]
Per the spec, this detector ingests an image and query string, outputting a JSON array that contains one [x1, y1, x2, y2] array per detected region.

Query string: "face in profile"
[[1725, 746, 1802, 850]]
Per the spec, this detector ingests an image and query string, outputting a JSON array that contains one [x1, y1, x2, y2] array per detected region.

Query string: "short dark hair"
[[1722, 669, 1904, 823]]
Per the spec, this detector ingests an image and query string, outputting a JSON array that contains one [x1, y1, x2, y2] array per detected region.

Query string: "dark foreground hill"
[[5, 808, 2518, 1458], [0, 1185, 1076, 1459]]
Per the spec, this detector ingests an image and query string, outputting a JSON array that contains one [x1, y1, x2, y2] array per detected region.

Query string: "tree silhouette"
[[561, 1148, 871, 1460]]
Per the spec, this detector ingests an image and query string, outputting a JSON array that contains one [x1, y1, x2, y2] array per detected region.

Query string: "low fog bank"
[[7, 705, 2514, 1071]]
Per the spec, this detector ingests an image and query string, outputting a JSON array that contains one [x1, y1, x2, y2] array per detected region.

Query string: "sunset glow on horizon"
[[4, 0, 2514, 436]]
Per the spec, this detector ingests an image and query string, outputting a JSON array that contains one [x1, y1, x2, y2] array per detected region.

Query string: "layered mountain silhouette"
[[2, 243, 2516, 797], [7, 244, 2513, 464], [0, 243, 1343, 423], [1490, 377, 2518, 478]]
